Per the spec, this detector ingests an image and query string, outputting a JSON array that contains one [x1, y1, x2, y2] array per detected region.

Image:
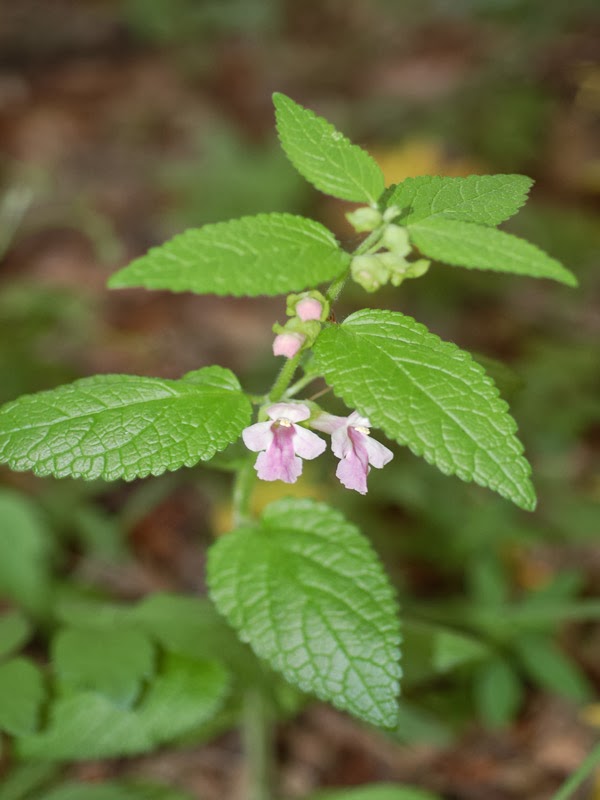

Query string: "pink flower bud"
[[296, 297, 323, 321], [272, 332, 305, 358]]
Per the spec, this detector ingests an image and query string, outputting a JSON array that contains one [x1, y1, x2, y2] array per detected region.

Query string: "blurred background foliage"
[[0, 0, 598, 798]]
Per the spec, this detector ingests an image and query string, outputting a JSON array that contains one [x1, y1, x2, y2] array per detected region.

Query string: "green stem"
[[269, 351, 303, 402], [232, 458, 256, 528], [551, 741, 600, 800], [284, 371, 320, 399], [243, 689, 273, 800], [324, 226, 385, 305]]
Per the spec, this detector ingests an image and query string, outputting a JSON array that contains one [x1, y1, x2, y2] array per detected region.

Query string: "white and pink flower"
[[242, 402, 325, 484], [311, 411, 393, 494]]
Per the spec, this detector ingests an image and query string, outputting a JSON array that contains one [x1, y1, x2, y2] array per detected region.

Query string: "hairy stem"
[[232, 458, 256, 528], [269, 350, 303, 402], [243, 689, 274, 800]]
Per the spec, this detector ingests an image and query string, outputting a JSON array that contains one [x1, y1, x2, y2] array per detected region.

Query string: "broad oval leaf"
[[274, 93, 385, 204], [384, 174, 533, 227], [17, 655, 228, 760], [313, 310, 536, 510], [0, 658, 45, 736], [0, 489, 52, 613], [0, 611, 32, 659], [52, 627, 155, 705], [207, 498, 401, 728], [108, 213, 350, 296], [409, 218, 577, 286], [0, 366, 251, 481]]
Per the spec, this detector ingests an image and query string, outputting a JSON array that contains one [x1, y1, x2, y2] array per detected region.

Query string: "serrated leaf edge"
[[315, 311, 536, 511]]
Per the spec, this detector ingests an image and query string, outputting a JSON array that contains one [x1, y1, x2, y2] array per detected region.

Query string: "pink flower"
[[312, 411, 393, 494], [296, 297, 323, 321], [272, 332, 305, 358], [242, 402, 326, 483]]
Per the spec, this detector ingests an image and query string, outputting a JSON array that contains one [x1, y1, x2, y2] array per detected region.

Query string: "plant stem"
[[324, 226, 385, 305], [551, 741, 600, 800], [232, 458, 255, 528], [243, 689, 273, 800], [269, 350, 303, 402]]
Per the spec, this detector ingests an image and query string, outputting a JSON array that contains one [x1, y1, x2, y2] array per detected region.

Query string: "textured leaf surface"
[[18, 655, 228, 760], [385, 174, 532, 226], [208, 498, 401, 727], [0, 658, 45, 736], [274, 93, 385, 203], [0, 611, 32, 659], [0, 366, 251, 481], [409, 219, 577, 286], [108, 213, 349, 296], [52, 627, 155, 704], [310, 785, 441, 800], [0, 489, 52, 612], [313, 310, 536, 510]]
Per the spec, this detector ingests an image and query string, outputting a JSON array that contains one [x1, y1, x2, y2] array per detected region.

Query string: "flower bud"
[[351, 254, 390, 293], [404, 258, 431, 279], [382, 205, 402, 223], [272, 332, 305, 358], [382, 224, 411, 257], [346, 207, 382, 233], [296, 297, 323, 321]]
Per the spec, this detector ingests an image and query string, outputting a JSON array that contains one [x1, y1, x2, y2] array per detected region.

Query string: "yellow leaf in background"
[[370, 137, 487, 185], [581, 704, 600, 729]]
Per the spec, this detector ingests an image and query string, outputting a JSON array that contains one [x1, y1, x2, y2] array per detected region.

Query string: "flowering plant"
[[0, 93, 577, 799]]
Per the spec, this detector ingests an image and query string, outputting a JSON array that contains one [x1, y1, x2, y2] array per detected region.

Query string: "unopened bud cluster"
[[272, 291, 329, 359], [347, 205, 430, 293]]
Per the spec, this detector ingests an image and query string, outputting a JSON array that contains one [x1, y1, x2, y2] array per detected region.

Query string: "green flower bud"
[[382, 224, 411, 257], [382, 205, 402, 223], [405, 258, 431, 279], [351, 254, 390, 293], [346, 207, 382, 233]]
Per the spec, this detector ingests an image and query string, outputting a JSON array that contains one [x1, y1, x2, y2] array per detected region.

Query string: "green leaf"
[[313, 309, 536, 510], [0, 763, 61, 800], [0, 489, 52, 613], [52, 627, 155, 704], [402, 621, 489, 688], [108, 213, 350, 296], [384, 174, 533, 227], [0, 610, 32, 659], [131, 594, 270, 691], [273, 93, 385, 203], [408, 219, 577, 286], [135, 653, 229, 744], [0, 366, 251, 481], [515, 635, 592, 702], [474, 658, 523, 728], [208, 498, 401, 728], [17, 691, 152, 760], [0, 657, 45, 735], [36, 783, 194, 800], [18, 655, 228, 760], [309, 785, 441, 800]]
